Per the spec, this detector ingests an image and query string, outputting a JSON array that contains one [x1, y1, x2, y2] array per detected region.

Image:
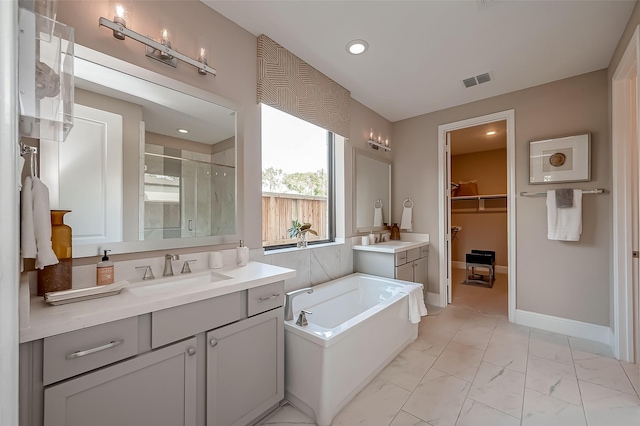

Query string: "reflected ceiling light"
[[346, 39, 369, 55], [486, 131, 496, 136], [177, 128, 189, 134]]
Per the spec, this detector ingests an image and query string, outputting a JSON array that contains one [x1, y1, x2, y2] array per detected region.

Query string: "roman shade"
[[257, 34, 350, 137]]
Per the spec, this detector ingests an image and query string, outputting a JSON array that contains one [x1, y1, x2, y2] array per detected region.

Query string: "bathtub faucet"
[[284, 288, 313, 321]]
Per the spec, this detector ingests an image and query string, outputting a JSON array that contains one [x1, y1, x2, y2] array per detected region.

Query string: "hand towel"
[[23, 176, 59, 269], [373, 206, 383, 227], [400, 206, 412, 230], [17, 156, 25, 190], [21, 176, 37, 261], [555, 188, 573, 208], [399, 283, 428, 324], [547, 189, 582, 241]]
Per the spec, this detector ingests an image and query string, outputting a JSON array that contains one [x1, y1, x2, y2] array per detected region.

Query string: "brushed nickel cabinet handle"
[[210, 338, 218, 347], [66, 339, 124, 360], [258, 293, 281, 301]]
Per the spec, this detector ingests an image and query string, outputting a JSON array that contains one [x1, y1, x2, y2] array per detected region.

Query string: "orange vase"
[[37, 210, 72, 296]]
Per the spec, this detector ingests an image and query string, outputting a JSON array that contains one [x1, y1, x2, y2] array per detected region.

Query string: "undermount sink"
[[126, 270, 231, 296]]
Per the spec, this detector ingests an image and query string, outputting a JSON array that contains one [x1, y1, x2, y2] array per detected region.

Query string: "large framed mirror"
[[353, 148, 391, 233], [40, 45, 241, 257]]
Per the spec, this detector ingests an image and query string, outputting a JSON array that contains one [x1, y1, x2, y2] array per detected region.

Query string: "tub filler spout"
[[285, 287, 313, 321]]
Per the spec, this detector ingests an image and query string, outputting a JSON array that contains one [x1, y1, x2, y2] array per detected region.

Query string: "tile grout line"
[[567, 336, 590, 425], [452, 315, 498, 426]]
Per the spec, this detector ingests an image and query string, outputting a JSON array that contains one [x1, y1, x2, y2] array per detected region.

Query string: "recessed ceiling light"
[[346, 39, 369, 55], [486, 131, 496, 136], [178, 128, 189, 134]]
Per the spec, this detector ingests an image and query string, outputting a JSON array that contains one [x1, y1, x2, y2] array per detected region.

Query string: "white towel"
[[373, 206, 383, 227], [400, 283, 428, 324], [400, 206, 412, 230], [17, 156, 25, 190], [547, 189, 582, 241], [21, 176, 59, 269]]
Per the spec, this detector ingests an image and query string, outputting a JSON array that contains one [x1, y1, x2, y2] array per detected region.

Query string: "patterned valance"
[[257, 34, 350, 137]]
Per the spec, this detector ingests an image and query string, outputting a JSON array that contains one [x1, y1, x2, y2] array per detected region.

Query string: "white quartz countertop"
[[20, 261, 296, 343], [352, 240, 429, 253]]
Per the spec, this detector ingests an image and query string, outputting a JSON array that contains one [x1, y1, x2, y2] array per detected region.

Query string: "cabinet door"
[[413, 257, 428, 287], [395, 262, 414, 282], [44, 337, 197, 426], [207, 308, 284, 426]]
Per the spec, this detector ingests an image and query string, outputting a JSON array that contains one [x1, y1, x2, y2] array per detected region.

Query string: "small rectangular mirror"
[[353, 149, 391, 232]]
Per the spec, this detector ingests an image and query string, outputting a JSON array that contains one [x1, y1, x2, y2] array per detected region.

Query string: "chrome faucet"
[[284, 288, 313, 321], [163, 254, 180, 277]]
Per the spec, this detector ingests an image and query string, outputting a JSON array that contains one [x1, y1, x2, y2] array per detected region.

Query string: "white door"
[[445, 132, 452, 303], [41, 104, 124, 245], [633, 75, 640, 362]]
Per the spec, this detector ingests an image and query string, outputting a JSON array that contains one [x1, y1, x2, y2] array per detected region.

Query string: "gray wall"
[[392, 70, 610, 326]]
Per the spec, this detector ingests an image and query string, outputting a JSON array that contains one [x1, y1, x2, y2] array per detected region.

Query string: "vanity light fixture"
[[98, 17, 217, 76], [346, 39, 369, 55], [367, 129, 391, 152], [486, 131, 496, 136]]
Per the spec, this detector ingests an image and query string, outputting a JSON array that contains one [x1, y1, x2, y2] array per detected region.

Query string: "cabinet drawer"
[[395, 251, 408, 266], [151, 292, 246, 348], [420, 245, 429, 258], [407, 248, 421, 263], [248, 281, 284, 317], [43, 316, 138, 386]]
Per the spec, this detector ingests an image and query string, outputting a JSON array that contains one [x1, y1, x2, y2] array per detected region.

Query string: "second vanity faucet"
[[163, 254, 180, 277]]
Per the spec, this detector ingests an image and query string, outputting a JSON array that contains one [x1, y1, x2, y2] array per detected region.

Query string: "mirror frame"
[[68, 45, 243, 257], [352, 148, 391, 233]]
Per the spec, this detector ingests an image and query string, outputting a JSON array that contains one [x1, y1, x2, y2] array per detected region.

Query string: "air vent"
[[476, 72, 492, 84], [462, 77, 477, 88], [461, 71, 493, 88]]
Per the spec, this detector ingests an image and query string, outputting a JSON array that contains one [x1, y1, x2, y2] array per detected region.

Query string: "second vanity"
[[19, 261, 295, 426], [353, 239, 429, 290]]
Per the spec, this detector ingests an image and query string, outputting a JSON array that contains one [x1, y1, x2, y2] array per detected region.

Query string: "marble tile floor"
[[451, 267, 508, 318], [257, 305, 640, 426]]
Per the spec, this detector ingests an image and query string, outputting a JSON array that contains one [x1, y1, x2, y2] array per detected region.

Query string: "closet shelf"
[[452, 193, 507, 201]]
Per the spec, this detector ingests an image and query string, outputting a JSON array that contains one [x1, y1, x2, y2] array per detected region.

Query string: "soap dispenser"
[[237, 240, 249, 267], [97, 250, 114, 285]]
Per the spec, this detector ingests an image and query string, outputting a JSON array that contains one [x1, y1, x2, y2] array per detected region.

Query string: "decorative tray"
[[44, 281, 128, 305]]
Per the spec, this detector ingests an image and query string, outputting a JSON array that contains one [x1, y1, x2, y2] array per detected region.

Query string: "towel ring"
[[403, 198, 414, 208], [374, 199, 382, 208]]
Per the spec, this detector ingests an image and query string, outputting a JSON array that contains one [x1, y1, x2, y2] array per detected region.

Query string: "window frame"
[[262, 130, 336, 250]]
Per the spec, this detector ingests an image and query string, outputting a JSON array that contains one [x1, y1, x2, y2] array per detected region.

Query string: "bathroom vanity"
[[19, 262, 295, 426], [353, 240, 429, 288]]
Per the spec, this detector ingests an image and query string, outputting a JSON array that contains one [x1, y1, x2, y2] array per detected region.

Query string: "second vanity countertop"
[[352, 240, 429, 254], [20, 261, 296, 343]]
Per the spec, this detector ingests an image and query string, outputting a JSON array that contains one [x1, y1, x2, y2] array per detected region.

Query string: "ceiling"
[[202, 0, 635, 122], [450, 121, 506, 156]]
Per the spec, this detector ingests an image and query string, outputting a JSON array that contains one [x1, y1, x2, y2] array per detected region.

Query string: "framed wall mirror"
[[353, 148, 391, 233], [40, 45, 241, 257]]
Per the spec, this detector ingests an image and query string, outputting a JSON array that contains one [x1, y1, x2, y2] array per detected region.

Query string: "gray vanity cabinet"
[[206, 307, 284, 426], [355, 244, 429, 289], [21, 280, 287, 426], [44, 337, 197, 426]]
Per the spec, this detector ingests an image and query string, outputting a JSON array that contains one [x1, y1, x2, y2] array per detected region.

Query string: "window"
[[261, 104, 334, 248]]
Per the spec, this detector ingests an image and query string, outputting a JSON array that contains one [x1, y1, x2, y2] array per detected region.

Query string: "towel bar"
[[520, 188, 605, 197]]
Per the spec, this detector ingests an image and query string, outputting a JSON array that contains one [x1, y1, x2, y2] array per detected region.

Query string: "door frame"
[[437, 110, 516, 322], [612, 25, 639, 363]]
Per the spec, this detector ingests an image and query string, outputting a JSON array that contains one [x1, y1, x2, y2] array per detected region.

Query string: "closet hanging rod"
[[519, 188, 606, 197]]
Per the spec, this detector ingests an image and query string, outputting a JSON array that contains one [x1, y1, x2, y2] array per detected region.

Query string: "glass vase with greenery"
[[287, 220, 317, 248]]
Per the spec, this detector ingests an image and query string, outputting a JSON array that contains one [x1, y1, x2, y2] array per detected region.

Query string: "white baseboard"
[[514, 309, 612, 346], [452, 261, 508, 274], [426, 292, 442, 307]]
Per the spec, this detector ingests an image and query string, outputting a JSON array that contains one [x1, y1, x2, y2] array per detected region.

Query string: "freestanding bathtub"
[[284, 273, 421, 426]]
